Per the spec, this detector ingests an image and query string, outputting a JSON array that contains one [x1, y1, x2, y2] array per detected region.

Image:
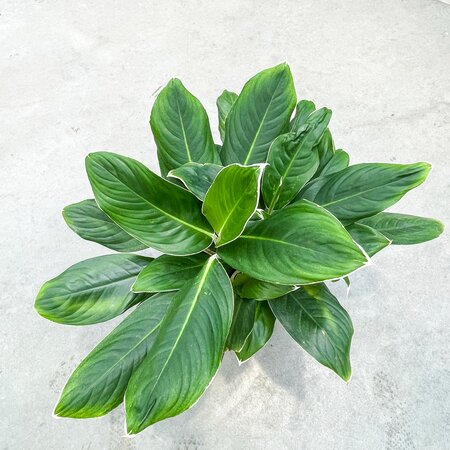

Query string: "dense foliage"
[[35, 64, 443, 434]]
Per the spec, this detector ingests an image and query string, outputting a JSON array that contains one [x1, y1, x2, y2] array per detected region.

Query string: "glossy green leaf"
[[269, 284, 353, 381], [62, 199, 147, 252], [86, 152, 214, 256], [218, 200, 369, 285], [35, 254, 152, 325], [314, 128, 335, 174], [54, 293, 173, 418], [317, 149, 349, 178], [221, 63, 296, 165], [302, 162, 431, 224], [202, 164, 264, 246], [233, 273, 295, 300], [358, 212, 444, 245], [168, 162, 222, 201], [226, 295, 257, 352], [217, 90, 238, 142], [125, 256, 233, 433], [236, 301, 275, 362], [263, 108, 331, 211], [289, 99, 315, 131], [132, 253, 209, 293], [346, 223, 391, 257], [150, 78, 219, 176]]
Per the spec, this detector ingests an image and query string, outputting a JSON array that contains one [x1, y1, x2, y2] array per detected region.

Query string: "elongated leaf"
[[314, 128, 335, 174], [217, 90, 238, 142], [317, 149, 349, 178], [347, 223, 391, 257], [218, 200, 369, 285], [35, 254, 152, 325], [203, 164, 264, 246], [132, 253, 208, 293], [263, 108, 331, 210], [221, 63, 296, 165], [236, 302, 275, 362], [289, 99, 315, 131], [54, 293, 173, 418], [168, 163, 222, 201], [302, 162, 431, 224], [233, 273, 295, 300], [150, 78, 219, 176], [226, 295, 257, 352], [63, 199, 147, 252], [358, 212, 444, 245], [86, 152, 214, 255], [269, 284, 353, 381], [125, 256, 233, 433]]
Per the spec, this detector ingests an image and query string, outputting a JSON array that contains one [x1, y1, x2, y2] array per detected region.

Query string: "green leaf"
[[317, 149, 349, 178], [168, 162, 222, 201], [132, 253, 209, 293], [125, 256, 233, 433], [217, 90, 238, 142], [226, 295, 257, 352], [63, 199, 147, 252], [202, 164, 264, 246], [314, 128, 335, 174], [54, 293, 173, 418], [289, 99, 316, 131], [269, 284, 353, 381], [263, 108, 332, 210], [236, 301, 275, 362], [86, 152, 214, 256], [221, 63, 296, 165], [218, 200, 369, 285], [233, 273, 295, 300], [302, 162, 431, 224], [358, 212, 444, 245], [346, 223, 391, 256], [150, 78, 219, 176], [35, 254, 152, 325]]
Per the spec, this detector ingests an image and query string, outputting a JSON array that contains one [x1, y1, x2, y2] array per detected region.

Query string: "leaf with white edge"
[[35, 254, 152, 325], [125, 256, 233, 433], [317, 149, 349, 178], [63, 199, 147, 252], [86, 152, 214, 256], [236, 301, 275, 362], [269, 284, 353, 381], [218, 200, 369, 285], [203, 164, 264, 246], [358, 212, 444, 245], [217, 90, 238, 142], [150, 78, 219, 176], [302, 162, 431, 224], [263, 108, 331, 211], [132, 253, 209, 293], [346, 223, 391, 257], [289, 99, 315, 131], [54, 293, 173, 418], [226, 295, 257, 352], [233, 273, 295, 300], [221, 63, 296, 165], [168, 163, 222, 201]]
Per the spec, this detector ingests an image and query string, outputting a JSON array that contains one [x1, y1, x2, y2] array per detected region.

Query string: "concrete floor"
[[1, 1, 449, 449]]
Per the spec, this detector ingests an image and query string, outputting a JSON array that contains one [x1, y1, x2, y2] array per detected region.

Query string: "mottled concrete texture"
[[1, 0, 449, 448]]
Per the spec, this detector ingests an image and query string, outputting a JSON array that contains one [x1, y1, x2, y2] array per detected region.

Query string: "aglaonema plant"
[[35, 63, 444, 434]]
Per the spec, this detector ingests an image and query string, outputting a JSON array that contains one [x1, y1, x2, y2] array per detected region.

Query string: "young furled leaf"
[[222, 63, 296, 165], [203, 164, 264, 246], [289, 99, 316, 132], [217, 90, 238, 142], [150, 78, 219, 176]]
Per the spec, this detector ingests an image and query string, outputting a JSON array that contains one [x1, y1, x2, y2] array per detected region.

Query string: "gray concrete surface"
[[1, 0, 449, 448]]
